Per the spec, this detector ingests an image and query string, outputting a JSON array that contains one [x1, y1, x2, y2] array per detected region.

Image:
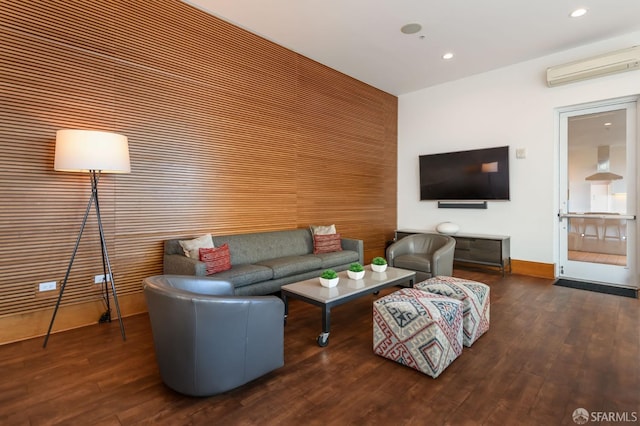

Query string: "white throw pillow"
[[310, 224, 337, 235], [179, 233, 214, 258]]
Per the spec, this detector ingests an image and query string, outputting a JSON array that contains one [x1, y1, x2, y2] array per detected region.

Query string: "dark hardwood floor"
[[1, 269, 638, 425]]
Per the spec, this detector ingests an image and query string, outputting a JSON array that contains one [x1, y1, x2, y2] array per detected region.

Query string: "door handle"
[[559, 213, 636, 220]]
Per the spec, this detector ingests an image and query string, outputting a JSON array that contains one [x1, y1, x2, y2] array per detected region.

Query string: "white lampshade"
[[54, 129, 131, 173]]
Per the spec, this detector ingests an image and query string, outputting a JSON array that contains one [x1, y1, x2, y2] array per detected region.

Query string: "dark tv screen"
[[419, 146, 510, 201]]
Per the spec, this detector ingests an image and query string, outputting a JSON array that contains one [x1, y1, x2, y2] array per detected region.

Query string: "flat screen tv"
[[419, 146, 510, 201]]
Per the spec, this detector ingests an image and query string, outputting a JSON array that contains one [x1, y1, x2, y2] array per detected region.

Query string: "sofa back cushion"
[[212, 229, 313, 265], [165, 239, 185, 255]]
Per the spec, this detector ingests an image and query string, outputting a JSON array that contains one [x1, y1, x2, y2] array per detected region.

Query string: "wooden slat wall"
[[0, 0, 397, 343]]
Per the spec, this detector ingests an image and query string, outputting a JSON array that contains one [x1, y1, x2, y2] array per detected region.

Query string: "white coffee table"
[[281, 265, 416, 347]]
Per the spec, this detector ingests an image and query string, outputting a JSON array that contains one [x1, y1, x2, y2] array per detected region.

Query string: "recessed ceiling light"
[[604, 122, 612, 126], [570, 8, 587, 18], [442, 52, 454, 60], [400, 23, 422, 35]]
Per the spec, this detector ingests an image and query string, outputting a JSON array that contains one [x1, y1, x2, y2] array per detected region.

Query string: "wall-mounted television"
[[419, 146, 510, 201]]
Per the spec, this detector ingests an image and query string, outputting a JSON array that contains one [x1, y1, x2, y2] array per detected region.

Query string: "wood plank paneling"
[[0, 0, 397, 343], [511, 260, 556, 279]]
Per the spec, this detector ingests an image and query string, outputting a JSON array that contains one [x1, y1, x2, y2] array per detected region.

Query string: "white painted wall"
[[398, 31, 640, 266]]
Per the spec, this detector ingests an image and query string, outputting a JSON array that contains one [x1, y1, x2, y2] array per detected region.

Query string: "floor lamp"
[[43, 129, 130, 348]]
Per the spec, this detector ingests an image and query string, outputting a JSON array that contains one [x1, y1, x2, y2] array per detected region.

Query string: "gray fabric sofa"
[[143, 275, 284, 396], [164, 229, 364, 296]]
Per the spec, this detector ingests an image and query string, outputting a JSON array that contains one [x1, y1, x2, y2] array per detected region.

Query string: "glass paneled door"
[[558, 98, 637, 289]]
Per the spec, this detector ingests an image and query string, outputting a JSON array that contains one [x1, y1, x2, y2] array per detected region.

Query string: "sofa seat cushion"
[[314, 250, 360, 269], [256, 255, 322, 279], [393, 254, 432, 273], [210, 264, 273, 288]]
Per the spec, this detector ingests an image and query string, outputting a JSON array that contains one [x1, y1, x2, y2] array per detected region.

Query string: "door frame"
[[556, 95, 639, 289]]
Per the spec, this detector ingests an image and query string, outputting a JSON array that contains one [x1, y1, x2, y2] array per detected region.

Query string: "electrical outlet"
[[94, 274, 111, 284], [39, 281, 57, 292]]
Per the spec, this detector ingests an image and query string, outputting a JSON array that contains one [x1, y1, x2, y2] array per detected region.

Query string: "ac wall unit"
[[546, 45, 640, 87]]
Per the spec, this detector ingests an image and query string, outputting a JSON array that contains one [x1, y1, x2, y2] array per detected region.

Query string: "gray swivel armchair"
[[386, 233, 456, 283], [143, 275, 285, 397]]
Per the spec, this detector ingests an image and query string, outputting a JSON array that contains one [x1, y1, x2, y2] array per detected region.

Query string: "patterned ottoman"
[[415, 276, 490, 347], [373, 288, 463, 378]]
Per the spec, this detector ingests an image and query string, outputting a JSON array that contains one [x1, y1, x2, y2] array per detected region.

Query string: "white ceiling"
[[569, 109, 627, 149], [183, 0, 640, 95]]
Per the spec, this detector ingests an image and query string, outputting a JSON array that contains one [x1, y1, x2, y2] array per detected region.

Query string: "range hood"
[[585, 145, 623, 181]]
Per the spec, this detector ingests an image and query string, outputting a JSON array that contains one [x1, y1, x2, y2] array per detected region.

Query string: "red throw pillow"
[[313, 233, 343, 254], [199, 244, 232, 275]]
